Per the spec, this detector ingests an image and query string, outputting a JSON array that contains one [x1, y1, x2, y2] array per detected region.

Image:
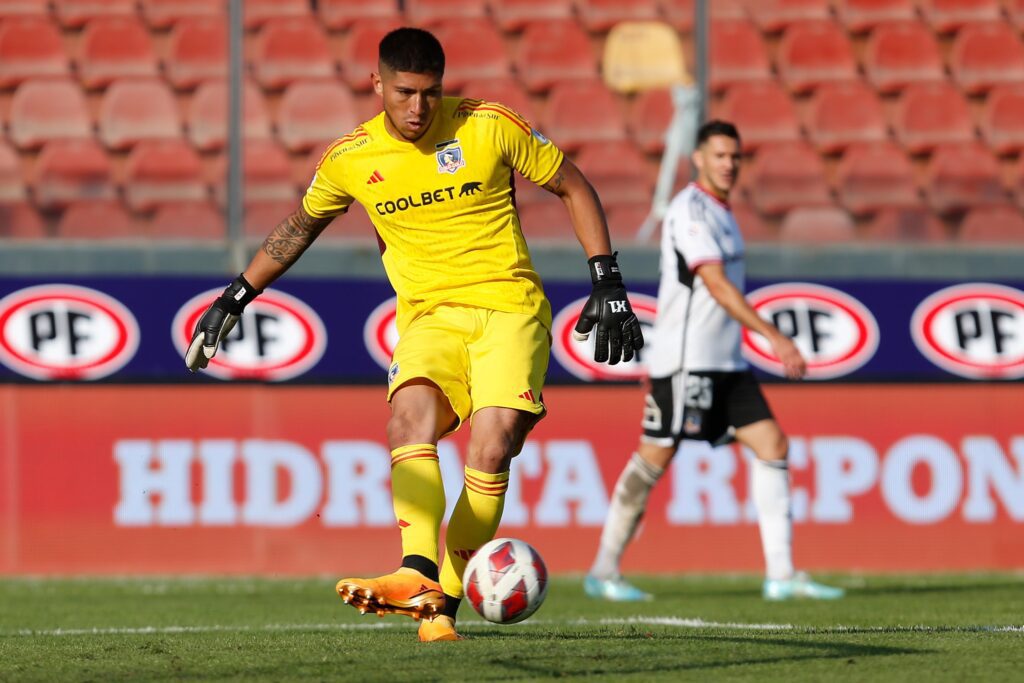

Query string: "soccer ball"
[[463, 537, 548, 624]]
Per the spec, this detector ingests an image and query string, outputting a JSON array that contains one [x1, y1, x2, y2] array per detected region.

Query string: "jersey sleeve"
[[301, 142, 356, 219], [667, 199, 723, 272], [491, 104, 564, 186]]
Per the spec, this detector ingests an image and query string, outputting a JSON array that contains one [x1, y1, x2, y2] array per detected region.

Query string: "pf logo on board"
[[551, 293, 658, 381], [0, 284, 139, 380], [172, 289, 326, 381], [911, 283, 1024, 379], [743, 283, 879, 379]]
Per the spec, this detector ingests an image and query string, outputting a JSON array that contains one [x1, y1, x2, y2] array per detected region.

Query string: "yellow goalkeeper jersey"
[[302, 96, 564, 332]]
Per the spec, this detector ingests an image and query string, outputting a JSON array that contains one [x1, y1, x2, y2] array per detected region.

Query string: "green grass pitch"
[[1, 574, 1021, 681]]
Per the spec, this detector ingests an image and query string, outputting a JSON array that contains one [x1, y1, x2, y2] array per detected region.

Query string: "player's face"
[[373, 68, 443, 142], [693, 134, 742, 199]]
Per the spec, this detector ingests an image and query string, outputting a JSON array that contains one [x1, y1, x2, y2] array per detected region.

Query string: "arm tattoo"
[[261, 210, 331, 267], [543, 171, 566, 194]]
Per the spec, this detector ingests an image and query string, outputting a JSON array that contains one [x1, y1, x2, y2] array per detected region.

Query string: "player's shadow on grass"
[[470, 631, 928, 677]]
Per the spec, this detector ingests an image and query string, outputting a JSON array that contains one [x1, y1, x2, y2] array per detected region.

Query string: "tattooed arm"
[[242, 206, 335, 290], [542, 157, 613, 258]]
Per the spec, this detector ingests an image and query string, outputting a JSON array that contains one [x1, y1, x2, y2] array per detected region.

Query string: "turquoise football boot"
[[763, 572, 845, 601], [583, 575, 653, 602]]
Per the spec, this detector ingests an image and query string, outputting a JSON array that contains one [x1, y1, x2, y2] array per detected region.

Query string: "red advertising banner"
[[1, 384, 1021, 575]]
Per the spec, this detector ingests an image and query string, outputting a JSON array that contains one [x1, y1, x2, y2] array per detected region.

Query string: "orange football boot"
[[336, 568, 444, 621], [418, 615, 461, 642]]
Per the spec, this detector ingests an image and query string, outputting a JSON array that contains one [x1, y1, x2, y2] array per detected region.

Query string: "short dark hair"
[[696, 120, 741, 147], [379, 27, 445, 75]]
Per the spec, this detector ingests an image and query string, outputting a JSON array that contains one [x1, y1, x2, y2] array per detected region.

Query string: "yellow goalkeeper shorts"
[[386, 305, 550, 435]]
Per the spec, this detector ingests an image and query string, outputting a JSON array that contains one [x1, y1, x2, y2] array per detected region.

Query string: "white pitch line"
[[3, 618, 1022, 638]]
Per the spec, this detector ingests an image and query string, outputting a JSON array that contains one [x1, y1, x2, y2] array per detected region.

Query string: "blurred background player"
[[584, 120, 844, 602], [185, 27, 644, 640]]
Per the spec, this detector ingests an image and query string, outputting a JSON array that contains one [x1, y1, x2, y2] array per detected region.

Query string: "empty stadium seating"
[[0, 0, 48, 19], [776, 20, 859, 93], [431, 19, 510, 91], [950, 22, 1024, 95], [33, 139, 115, 210], [779, 206, 856, 243], [748, 0, 831, 33], [460, 78, 536, 122], [78, 17, 159, 90], [709, 19, 772, 94], [56, 200, 141, 240], [628, 88, 674, 154], [541, 80, 627, 151], [187, 80, 271, 152], [243, 0, 310, 30], [488, 0, 573, 32], [980, 84, 1024, 156], [165, 17, 227, 90], [835, 142, 920, 215], [99, 79, 182, 151], [54, 0, 134, 28], [747, 142, 833, 216], [807, 81, 888, 154], [602, 20, 688, 94], [657, 0, 694, 32], [8, 78, 92, 150], [515, 19, 597, 93], [0, 17, 69, 88], [151, 201, 225, 240], [212, 140, 297, 206], [835, 0, 917, 33], [575, 0, 659, 33], [276, 80, 359, 153], [339, 18, 402, 92], [924, 143, 1006, 215], [123, 140, 206, 213], [404, 0, 487, 25], [0, 202, 45, 238], [517, 200, 570, 240], [575, 141, 655, 206], [959, 206, 1024, 243], [862, 207, 948, 242], [731, 201, 776, 241], [251, 18, 335, 91], [893, 82, 975, 155], [716, 81, 802, 152], [141, 0, 224, 29], [0, 140, 24, 202], [920, 0, 1002, 34], [318, 0, 400, 30], [863, 21, 946, 94]]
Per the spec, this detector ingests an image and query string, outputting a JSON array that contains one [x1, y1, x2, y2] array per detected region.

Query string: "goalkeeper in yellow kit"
[[184, 28, 644, 641]]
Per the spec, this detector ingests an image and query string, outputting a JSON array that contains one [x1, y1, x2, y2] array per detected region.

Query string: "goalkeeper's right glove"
[[185, 274, 262, 373], [572, 253, 645, 365]]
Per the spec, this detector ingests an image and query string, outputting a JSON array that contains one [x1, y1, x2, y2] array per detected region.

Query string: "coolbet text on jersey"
[[302, 97, 564, 333]]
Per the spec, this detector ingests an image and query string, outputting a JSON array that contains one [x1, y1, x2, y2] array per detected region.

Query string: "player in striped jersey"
[[185, 28, 644, 640]]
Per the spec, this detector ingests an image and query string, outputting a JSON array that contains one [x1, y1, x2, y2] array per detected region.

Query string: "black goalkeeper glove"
[[185, 274, 262, 372], [572, 253, 645, 365]]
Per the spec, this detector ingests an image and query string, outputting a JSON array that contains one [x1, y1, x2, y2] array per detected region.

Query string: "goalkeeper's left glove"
[[185, 274, 262, 372], [572, 253, 645, 365]]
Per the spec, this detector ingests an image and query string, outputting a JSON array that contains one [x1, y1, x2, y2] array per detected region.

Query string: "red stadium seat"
[[959, 206, 1024, 243], [925, 143, 1006, 215], [835, 0, 917, 33], [123, 139, 207, 212], [165, 17, 227, 90], [0, 17, 70, 89], [515, 19, 597, 93], [862, 207, 948, 242], [8, 78, 92, 150], [33, 139, 115, 210], [658, 0, 694, 32], [251, 18, 336, 91], [404, 0, 487, 25], [99, 79, 182, 151], [244, 200, 296, 238], [187, 79, 271, 152], [628, 87, 673, 154], [541, 80, 627, 152], [212, 140, 296, 206], [517, 200, 570, 240], [315, 201, 377, 241], [716, 81, 801, 153], [748, 0, 831, 33], [920, 0, 1002, 34], [339, 18, 402, 92], [807, 81, 887, 154], [604, 202, 650, 243], [243, 0, 310, 30], [277, 80, 359, 153], [0, 0, 48, 18], [318, 0, 399, 30], [0, 202, 46, 238], [950, 23, 1024, 96], [776, 20, 858, 93], [747, 142, 833, 215], [709, 0, 750, 19], [575, 0, 659, 33], [1013, 0, 1024, 31], [431, 19, 510, 91], [54, 0, 134, 28], [78, 17, 159, 90], [709, 19, 772, 94], [779, 206, 856, 243], [862, 21, 946, 95], [893, 82, 975, 155], [487, 0, 573, 32], [836, 142, 920, 216], [141, 0, 224, 29], [0, 140, 25, 202], [460, 78, 536, 123], [980, 84, 1024, 156], [56, 200, 141, 240], [575, 141, 655, 206], [151, 201, 226, 240], [731, 201, 776, 242]]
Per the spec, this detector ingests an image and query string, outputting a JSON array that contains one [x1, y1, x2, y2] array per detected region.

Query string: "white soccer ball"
[[463, 537, 548, 624]]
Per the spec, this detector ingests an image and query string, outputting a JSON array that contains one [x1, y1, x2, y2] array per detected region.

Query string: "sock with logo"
[[589, 452, 664, 580], [752, 457, 794, 581], [438, 467, 510, 599], [390, 444, 446, 568]]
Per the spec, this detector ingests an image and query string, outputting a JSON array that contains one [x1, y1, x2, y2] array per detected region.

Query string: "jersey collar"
[[692, 182, 731, 211]]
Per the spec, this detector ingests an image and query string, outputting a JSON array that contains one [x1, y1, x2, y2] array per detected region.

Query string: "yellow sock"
[[390, 444, 445, 564], [439, 466, 510, 599]]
